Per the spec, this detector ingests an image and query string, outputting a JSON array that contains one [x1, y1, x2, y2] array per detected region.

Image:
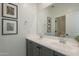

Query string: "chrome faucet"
[[40, 35, 43, 38], [39, 33, 43, 38]]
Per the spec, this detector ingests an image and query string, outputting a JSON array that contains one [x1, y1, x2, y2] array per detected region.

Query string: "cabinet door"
[[54, 51, 65, 56], [41, 46, 54, 56], [32, 42, 41, 56], [26, 40, 34, 56], [26, 39, 65, 56]]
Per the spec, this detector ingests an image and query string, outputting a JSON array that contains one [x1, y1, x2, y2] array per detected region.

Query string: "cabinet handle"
[[36, 46, 41, 49]]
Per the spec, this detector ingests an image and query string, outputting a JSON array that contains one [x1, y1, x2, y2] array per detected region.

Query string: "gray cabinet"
[[41, 46, 54, 56], [54, 51, 65, 56], [26, 39, 34, 56], [33, 42, 41, 56], [26, 39, 41, 56], [26, 39, 65, 56]]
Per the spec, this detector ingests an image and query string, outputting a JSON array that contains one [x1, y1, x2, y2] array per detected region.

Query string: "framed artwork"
[[2, 19, 18, 35], [2, 3, 18, 19]]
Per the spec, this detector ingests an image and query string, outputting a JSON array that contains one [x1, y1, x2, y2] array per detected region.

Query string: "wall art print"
[[2, 19, 18, 35], [2, 3, 18, 19]]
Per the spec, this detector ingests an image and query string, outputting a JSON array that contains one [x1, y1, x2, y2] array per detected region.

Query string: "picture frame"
[[2, 19, 18, 35], [2, 3, 18, 19]]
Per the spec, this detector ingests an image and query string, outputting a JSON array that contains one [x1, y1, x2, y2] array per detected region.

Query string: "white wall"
[[66, 12, 79, 38], [20, 3, 37, 35], [39, 3, 52, 9], [0, 3, 37, 56], [37, 3, 79, 38]]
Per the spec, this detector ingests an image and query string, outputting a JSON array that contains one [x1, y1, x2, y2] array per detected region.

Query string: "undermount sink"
[[38, 36, 79, 52], [42, 37, 78, 51]]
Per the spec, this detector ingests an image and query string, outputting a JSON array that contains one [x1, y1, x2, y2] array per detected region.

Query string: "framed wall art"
[[2, 3, 18, 19], [2, 19, 18, 35]]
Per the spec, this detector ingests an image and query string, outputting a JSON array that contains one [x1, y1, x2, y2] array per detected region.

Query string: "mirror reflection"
[[37, 3, 79, 38]]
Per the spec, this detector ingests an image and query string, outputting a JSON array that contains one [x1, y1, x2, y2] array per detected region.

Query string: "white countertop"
[[26, 34, 79, 56]]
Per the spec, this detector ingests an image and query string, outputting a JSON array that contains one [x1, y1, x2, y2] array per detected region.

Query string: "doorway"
[[55, 15, 66, 37]]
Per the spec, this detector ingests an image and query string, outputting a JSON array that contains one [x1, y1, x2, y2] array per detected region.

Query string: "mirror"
[[37, 3, 79, 38]]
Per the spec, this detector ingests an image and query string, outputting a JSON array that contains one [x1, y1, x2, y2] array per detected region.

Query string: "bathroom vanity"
[[26, 39, 65, 56], [26, 34, 79, 56]]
